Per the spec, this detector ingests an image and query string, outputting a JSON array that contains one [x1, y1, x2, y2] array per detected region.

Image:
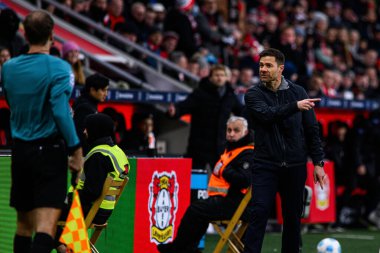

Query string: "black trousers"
[[171, 195, 247, 252], [243, 162, 306, 253]]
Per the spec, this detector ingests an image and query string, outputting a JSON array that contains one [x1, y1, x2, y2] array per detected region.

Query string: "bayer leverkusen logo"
[[148, 171, 179, 244]]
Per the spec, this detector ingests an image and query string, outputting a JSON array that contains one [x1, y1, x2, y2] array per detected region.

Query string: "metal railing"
[[11, 0, 193, 92], [36, 0, 200, 83]]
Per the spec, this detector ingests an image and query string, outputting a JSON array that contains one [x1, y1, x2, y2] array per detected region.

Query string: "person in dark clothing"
[[164, 0, 200, 57], [157, 116, 254, 253], [167, 64, 243, 170], [119, 111, 156, 157], [0, 8, 27, 57], [72, 73, 109, 153], [243, 48, 326, 253], [56, 113, 129, 252]]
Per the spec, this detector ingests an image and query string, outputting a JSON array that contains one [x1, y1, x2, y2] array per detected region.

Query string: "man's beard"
[[262, 79, 277, 90]]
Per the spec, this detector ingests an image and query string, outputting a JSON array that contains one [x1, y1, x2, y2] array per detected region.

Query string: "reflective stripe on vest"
[[207, 145, 254, 197], [77, 144, 129, 210]]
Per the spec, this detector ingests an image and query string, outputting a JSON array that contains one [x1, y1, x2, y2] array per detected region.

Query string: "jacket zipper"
[[275, 92, 287, 167]]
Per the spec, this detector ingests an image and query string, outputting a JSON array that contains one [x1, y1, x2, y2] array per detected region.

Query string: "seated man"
[[56, 113, 129, 252], [158, 116, 254, 253]]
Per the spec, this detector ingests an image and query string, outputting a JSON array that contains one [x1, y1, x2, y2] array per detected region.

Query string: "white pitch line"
[[330, 234, 375, 240]]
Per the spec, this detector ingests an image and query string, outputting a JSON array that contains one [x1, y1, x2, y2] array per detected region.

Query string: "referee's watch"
[[314, 160, 324, 167]]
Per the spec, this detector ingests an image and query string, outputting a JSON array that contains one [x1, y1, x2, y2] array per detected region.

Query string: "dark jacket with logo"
[[244, 77, 324, 166]]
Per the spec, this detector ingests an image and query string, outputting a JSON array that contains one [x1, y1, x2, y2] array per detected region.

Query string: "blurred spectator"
[[167, 64, 243, 170], [164, 0, 201, 57], [234, 67, 257, 94], [228, 67, 240, 88], [62, 40, 86, 85], [144, 6, 157, 30], [166, 51, 189, 83], [129, 2, 150, 42], [0, 107, 12, 147], [321, 69, 338, 97], [49, 45, 62, 58], [88, 0, 108, 23], [102, 107, 127, 144], [195, 0, 232, 59], [258, 13, 279, 48], [307, 74, 325, 98], [111, 22, 140, 58], [103, 0, 125, 30], [160, 31, 179, 59], [337, 71, 355, 100], [149, 3, 166, 30], [142, 28, 163, 68], [120, 111, 156, 156], [0, 8, 27, 57], [0, 47, 11, 82], [72, 73, 110, 153]]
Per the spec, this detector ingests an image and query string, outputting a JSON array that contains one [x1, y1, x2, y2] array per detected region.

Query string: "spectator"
[[120, 111, 156, 157], [72, 73, 110, 153], [0, 8, 27, 57], [103, 0, 125, 30], [143, 28, 164, 68], [0, 47, 11, 83], [234, 67, 257, 94], [0, 107, 11, 147], [167, 64, 243, 170], [195, 0, 232, 59], [129, 2, 150, 42], [160, 31, 179, 59], [166, 51, 189, 83], [164, 0, 201, 57], [62, 40, 85, 86], [88, 0, 108, 24], [102, 107, 128, 144], [149, 3, 166, 30]]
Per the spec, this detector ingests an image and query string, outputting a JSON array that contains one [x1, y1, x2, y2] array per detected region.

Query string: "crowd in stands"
[[16, 0, 377, 101], [0, 0, 380, 229]]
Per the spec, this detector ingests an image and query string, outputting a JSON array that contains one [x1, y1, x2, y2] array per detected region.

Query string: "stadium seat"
[[211, 187, 252, 253], [86, 176, 129, 246], [58, 176, 128, 252]]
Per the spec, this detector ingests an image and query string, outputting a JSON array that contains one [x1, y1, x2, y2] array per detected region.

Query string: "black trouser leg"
[[243, 163, 279, 253], [173, 206, 210, 251], [279, 164, 306, 253], [173, 196, 238, 252]]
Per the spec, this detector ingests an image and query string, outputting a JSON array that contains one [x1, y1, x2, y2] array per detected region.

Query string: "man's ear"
[[279, 64, 285, 73]]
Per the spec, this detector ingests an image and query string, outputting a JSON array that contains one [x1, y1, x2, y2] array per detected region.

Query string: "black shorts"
[[10, 137, 68, 212]]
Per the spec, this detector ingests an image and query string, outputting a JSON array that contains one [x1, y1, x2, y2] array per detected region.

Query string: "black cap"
[[84, 113, 115, 143]]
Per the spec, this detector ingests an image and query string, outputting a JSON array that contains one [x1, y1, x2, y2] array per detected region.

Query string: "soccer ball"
[[317, 238, 341, 253]]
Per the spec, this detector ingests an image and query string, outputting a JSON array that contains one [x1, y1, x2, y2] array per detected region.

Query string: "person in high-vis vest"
[[158, 116, 254, 253], [56, 113, 129, 252]]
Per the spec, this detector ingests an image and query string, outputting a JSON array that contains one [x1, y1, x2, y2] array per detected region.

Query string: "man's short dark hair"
[[85, 73, 110, 93], [23, 10, 54, 46], [259, 48, 285, 66]]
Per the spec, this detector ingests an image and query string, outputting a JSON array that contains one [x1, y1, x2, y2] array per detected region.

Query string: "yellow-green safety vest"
[[75, 144, 129, 210]]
